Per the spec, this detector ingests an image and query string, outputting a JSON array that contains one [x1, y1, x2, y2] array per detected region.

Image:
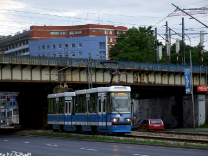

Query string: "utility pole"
[[182, 17, 185, 65], [158, 45, 162, 63], [176, 39, 180, 65], [155, 28, 158, 63], [200, 30, 204, 66], [88, 53, 93, 89], [166, 21, 169, 63], [169, 28, 171, 63]]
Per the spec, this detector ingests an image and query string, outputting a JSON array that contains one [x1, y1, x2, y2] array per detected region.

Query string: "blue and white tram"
[[47, 92, 76, 131], [75, 86, 132, 134], [47, 86, 132, 134]]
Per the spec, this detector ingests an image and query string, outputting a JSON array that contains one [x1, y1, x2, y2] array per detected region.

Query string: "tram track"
[[123, 134, 208, 144], [122, 131, 208, 145]]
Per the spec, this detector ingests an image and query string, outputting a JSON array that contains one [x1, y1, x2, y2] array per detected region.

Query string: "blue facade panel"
[[29, 36, 107, 60]]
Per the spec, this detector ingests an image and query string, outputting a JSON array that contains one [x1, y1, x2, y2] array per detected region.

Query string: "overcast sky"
[[0, 0, 207, 49]]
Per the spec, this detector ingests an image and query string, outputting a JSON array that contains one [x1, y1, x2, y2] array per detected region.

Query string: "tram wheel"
[[76, 126, 83, 134], [92, 126, 99, 135]]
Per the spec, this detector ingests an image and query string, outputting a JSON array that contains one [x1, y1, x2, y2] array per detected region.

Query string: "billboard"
[[197, 85, 208, 92]]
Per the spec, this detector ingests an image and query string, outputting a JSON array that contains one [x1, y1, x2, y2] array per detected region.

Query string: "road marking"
[[80, 148, 97, 151], [4, 140, 9, 141], [24, 142, 30, 144], [86, 149, 97, 151], [11, 151, 23, 155], [46, 144, 58, 147], [133, 155, 149, 156]]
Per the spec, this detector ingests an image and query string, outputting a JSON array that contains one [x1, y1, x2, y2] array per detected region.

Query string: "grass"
[[175, 129, 208, 132], [199, 123, 208, 128], [29, 131, 208, 149]]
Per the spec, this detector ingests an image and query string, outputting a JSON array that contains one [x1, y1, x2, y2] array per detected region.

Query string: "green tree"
[[109, 26, 158, 62], [170, 41, 205, 65]]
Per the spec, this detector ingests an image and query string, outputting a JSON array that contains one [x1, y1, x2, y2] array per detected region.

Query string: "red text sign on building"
[[197, 85, 208, 92]]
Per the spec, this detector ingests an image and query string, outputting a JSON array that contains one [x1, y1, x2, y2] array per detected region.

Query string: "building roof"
[[0, 31, 30, 46]]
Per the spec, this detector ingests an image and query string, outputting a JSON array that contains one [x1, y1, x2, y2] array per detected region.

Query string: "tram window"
[[99, 99, 101, 112], [69, 102, 71, 113], [90, 93, 97, 113], [59, 97, 64, 114], [52, 99, 56, 114], [48, 100, 51, 114], [107, 94, 111, 113], [76, 95, 86, 113], [65, 102, 68, 114], [103, 99, 106, 112], [72, 103, 75, 115]]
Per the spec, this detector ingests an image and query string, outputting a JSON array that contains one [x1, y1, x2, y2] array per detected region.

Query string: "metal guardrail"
[[0, 55, 207, 73]]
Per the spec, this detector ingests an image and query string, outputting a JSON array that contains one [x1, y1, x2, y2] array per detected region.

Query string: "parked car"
[[138, 119, 164, 131]]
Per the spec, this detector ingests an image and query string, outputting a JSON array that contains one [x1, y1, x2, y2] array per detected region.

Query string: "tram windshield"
[[110, 92, 131, 113]]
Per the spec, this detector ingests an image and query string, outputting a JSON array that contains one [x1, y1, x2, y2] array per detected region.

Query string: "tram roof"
[[56, 92, 76, 97], [47, 92, 75, 98], [75, 86, 131, 95], [47, 94, 56, 98]]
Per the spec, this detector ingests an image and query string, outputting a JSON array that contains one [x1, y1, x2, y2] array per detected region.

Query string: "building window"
[[65, 44, 68, 48], [42, 45, 45, 50], [58, 44, 62, 49], [99, 51, 106, 59], [92, 29, 95, 32], [99, 42, 105, 49], [47, 54, 50, 57], [99, 30, 102, 32], [78, 43, 82, 48], [42, 54, 45, 57], [109, 30, 112, 34], [71, 43, 75, 48], [75, 31, 82, 34], [65, 53, 68, 57], [38, 46, 40, 51], [115, 38, 117, 42], [47, 45, 50, 50], [53, 45, 55, 49], [71, 52, 75, 57], [78, 52, 82, 57], [59, 53, 62, 57], [109, 38, 112, 42], [60, 32, 66, 35], [117, 31, 120, 34], [105, 30, 108, 34], [53, 54, 56, 57], [50, 32, 59, 35], [69, 31, 74, 34]]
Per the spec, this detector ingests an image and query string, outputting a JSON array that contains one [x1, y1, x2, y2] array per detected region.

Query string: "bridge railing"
[[0, 55, 207, 73]]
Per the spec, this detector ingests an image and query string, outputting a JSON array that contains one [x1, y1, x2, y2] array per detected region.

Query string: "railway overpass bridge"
[[0, 55, 207, 88], [0, 55, 207, 128]]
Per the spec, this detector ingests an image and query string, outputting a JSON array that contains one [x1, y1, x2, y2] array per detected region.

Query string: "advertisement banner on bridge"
[[184, 68, 191, 94], [197, 85, 208, 92]]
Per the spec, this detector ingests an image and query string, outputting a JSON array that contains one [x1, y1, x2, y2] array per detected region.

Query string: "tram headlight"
[[111, 118, 119, 122], [125, 118, 132, 122]]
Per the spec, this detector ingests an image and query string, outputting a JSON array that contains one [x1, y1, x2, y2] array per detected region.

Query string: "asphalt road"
[[0, 135, 207, 156]]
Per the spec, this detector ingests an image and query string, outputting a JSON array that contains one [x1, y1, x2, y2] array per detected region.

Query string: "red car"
[[138, 119, 164, 131]]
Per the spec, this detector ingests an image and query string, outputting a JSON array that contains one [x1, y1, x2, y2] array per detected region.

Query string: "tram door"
[[64, 101, 72, 128], [99, 94, 107, 129], [86, 99, 90, 128], [55, 98, 59, 124]]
